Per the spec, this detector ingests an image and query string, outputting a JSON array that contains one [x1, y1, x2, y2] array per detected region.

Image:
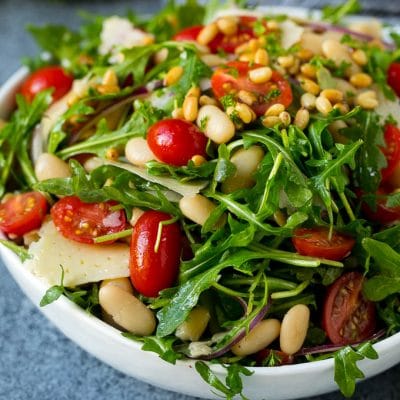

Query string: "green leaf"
[[195, 362, 234, 399], [40, 285, 64, 307], [322, 0, 361, 24], [0, 240, 31, 262]]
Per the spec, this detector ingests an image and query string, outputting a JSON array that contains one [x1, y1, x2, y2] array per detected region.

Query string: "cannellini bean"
[[280, 304, 310, 355], [175, 306, 210, 342], [83, 156, 104, 172], [125, 137, 156, 167], [321, 39, 360, 75], [35, 153, 71, 181], [99, 285, 156, 336], [222, 146, 264, 193], [179, 194, 217, 226], [196, 105, 235, 144], [100, 277, 133, 294], [231, 319, 281, 356]]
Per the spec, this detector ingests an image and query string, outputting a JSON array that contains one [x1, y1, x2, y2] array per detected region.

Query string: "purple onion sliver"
[[146, 79, 164, 91]]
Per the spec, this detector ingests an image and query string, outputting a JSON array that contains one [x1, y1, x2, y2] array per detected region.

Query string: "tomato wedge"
[[387, 62, 400, 98], [0, 192, 48, 236], [129, 210, 182, 297], [381, 124, 400, 186], [51, 196, 127, 244], [322, 272, 376, 345], [211, 61, 293, 116], [292, 227, 355, 261]]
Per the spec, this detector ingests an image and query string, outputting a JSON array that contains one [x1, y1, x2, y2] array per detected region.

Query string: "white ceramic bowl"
[[1, 9, 400, 399]]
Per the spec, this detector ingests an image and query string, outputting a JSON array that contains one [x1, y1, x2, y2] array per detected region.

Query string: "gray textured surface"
[[1, 1, 400, 399]]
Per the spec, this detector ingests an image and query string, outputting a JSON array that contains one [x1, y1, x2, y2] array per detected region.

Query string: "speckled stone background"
[[1, 1, 400, 399]]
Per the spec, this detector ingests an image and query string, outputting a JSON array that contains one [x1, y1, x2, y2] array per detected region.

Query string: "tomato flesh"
[[381, 124, 400, 186], [20, 66, 73, 103], [387, 62, 400, 98], [147, 118, 208, 166], [211, 61, 293, 116], [322, 272, 376, 345], [0, 192, 48, 236], [292, 227, 355, 261], [51, 196, 126, 244], [129, 210, 182, 297]]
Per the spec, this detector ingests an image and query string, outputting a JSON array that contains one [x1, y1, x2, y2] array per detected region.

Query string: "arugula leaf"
[[377, 295, 400, 335], [0, 240, 31, 262], [322, 0, 361, 24]]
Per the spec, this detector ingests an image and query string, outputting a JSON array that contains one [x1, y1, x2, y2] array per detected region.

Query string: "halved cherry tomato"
[[211, 61, 293, 116], [173, 25, 203, 42], [51, 196, 126, 244], [322, 272, 376, 345], [0, 192, 48, 236], [292, 227, 355, 261], [387, 62, 400, 98], [381, 124, 400, 186], [20, 66, 73, 103], [129, 210, 182, 297], [147, 118, 208, 166]]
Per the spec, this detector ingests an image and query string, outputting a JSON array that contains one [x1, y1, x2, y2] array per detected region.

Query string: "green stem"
[[93, 228, 133, 243], [212, 282, 250, 298], [154, 217, 179, 253], [271, 280, 310, 299]]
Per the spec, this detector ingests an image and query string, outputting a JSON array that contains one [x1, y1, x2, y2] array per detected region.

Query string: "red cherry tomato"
[[0, 192, 48, 236], [51, 196, 126, 244], [20, 66, 73, 103], [211, 61, 293, 116], [292, 227, 355, 261], [322, 272, 376, 345], [387, 62, 400, 98], [381, 124, 400, 185], [147, 118, 208, 166], [254, 349, 294, 366], [173, 25, 203, 42], [129, 210, 182, 297]]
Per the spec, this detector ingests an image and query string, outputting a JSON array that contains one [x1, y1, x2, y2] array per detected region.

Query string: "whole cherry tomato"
[[147, 118, 208, 166], [211, 61, 293, 116], [322, 272, 376, 345], [0, 192, 48, 236], [51, 196, 126, 244], [129, 210, 182, 297], [292, 227, 355, 261], [387, 62, 400, 98], [173, 25, 203, 42], [20, 66, 73, 103], [381, 124, 400, 187]]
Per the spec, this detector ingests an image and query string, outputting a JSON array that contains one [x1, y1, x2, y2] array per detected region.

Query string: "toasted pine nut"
[[301, 78, 320, 96], [351, 49, 368, 66], [100, 277, 133, 294], [265, 103, 285, 117], [333, 102, 350, 114], [200, 54, 227, 67], [279, 111, 291, 126], [179, 194, 217, 226], [262, 116, 281, 128], [129, 207, 145, 226], [235, 103, 254, 124], [106, 147, 119, 161], [175, 306, 211, 341], [222, 145, 265, 193], [125, 137, 156, 167], [248, 66, 272, 84], [171, 107, 184, 119], [232, 319, 281, 356], [266, 20, 280, 31], [35, 153, 71, 181], [320, 88, 344, 104], [197, 105, 235, 144], [102, 69, 119, 87], [237, 90, 257, 106], [153, 48, 169, 65], [273, 210, 287, 227], [216, 16, 238, 36], [183, 95, 199, 121], [315, 96, 333, 115], [300, 92, 317, 110], [248, 38, 259, 52], [186, 86, 201, 98], [300, 63, 317, 79], [239, 52, 255, 63], [235, 42, 250, 55], [97, 84, 119, 95], [197, 23, 219, 46], [356, 90, 378, 109], [191, 154, 207, 166], [164, 66, 184, 86], [280, 304, 310, 355], [254, 48, 269, 66], [288, 58, 300, 75], [199, 95, 218, 106], [277, 55, 294, 69], [294, 108, 310, 130], [350, 72, 373, 88], [297, 48, 314, 61], [99, 285, 156, 336]]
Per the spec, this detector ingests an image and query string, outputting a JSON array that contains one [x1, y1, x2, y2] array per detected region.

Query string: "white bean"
[[100, 277, 133, 294], [196, 105, 235, 144], [179, 194, 217, 226], [222, 146, 264, 193], [35, 153, 71, 181], [231, 319, 281, 357], [98, 285, 156, 336], [175, 306, 210, 341], [280, 304, 310, 355], [125, 137, 156, 167]]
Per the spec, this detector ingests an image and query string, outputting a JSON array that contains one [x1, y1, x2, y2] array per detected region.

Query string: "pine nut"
[[235, 42, 250, 55], [200, 54, 227, 67], [280, 304, 310, 355], [301, 78, 320, 96], [216, 17, 238, 36], [237, 90, 257, 106], [315, 95, 333, 115], [288, 58, 300, 75], [254, 48, 269, 66], [175, 306, 210, 341], [197, 23, 219, 46], [273, 210, 287, 227], [266, 20, 280, 31], [351, 49, 368, 66], [248, 66, 272, 84], [248, 39, 259, 52], [35, 153, 71, 181], [125, 137, 156, 167], [179, 194, 217, 226], [277, 55, 294, 69], [106, 147, 119, 161], [333, 102, 350, 114], [239, 52, 255, 63], [300, 93, 317, 109], [262, 116, 281, 128], [294, 108, 310, 130], [350, 73, 373, 88], [102, 69, 119, 87], [356, 90, 378, 109], [235, 102, 255, 124], [265, 103, 285, 117], [100, 277, 133, 294], [297, 48, 314, 61], [320, 88, 344, 104], [97, 84, 119, 95], [191, 154, 207, 166], [199, 95, 218, 106], [183, 95, 199, 121], [197, 105, 235, 144], [279, 111, 291, 126], [186, 86, 201, 98], [99, 285, 156, 336], [222, 145, 265, 193], [232, 319, 281, 357], [171, 107, 184, 119], [164, 66, 184, 86], [300, 63, 317, 79], [153, 48, 169, 65]]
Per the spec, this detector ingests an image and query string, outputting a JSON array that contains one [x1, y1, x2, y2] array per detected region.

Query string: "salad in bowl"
[[1, 0, 400, 398]]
